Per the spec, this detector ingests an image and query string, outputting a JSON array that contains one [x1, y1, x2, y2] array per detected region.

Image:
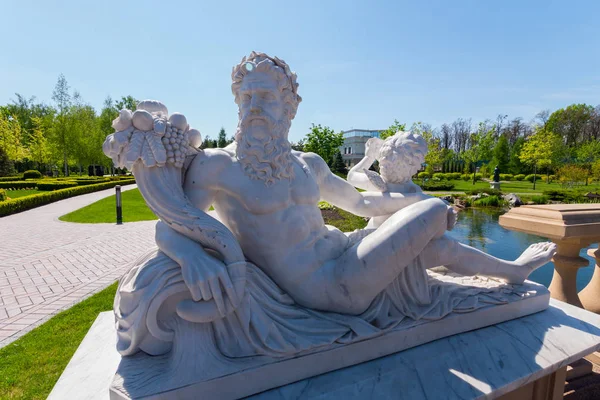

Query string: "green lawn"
[[0, 283, 117, 400], [5, 189, 43, 199], [59, 188, 157, 223], [437, 179, 600, 194]]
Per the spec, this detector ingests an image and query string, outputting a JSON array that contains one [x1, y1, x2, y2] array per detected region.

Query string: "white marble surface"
[[47, 312, 120, 400], [49, 299, 600, 400]]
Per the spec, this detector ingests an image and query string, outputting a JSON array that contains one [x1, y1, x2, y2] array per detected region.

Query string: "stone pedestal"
[[48, 299, 600, 400], [490, 181, 501, 190], [499, 204, 600, 309]]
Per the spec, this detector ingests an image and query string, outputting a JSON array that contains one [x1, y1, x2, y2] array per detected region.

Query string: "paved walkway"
[[0, 185, 156, 347]]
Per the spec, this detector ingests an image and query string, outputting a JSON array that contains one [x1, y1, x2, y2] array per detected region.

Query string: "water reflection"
[[446, 208, 597, 291]]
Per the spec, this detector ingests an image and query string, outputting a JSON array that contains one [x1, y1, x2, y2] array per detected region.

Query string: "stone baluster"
[[579, 248, 600, 313], [499, 204, 600, 309]]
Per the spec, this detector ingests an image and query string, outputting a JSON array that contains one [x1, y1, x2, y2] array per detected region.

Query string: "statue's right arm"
[[347, 155, 378, 191]]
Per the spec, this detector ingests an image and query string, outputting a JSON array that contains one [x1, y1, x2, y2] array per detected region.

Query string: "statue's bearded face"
[[235, 71, 294, 185]]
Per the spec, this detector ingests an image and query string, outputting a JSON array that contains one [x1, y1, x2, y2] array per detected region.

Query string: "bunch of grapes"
[[161, 123, 187, 168]]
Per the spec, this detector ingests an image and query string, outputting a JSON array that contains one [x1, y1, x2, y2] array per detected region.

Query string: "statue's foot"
[[505, 242, 556, 284]]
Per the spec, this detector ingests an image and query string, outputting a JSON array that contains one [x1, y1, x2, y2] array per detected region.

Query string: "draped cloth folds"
[[114, 243, 535, 358]]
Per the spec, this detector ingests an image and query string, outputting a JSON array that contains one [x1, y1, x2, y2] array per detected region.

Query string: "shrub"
[[23, 170, 43, 179], [0, 181, 37, 189], [36, 181, 78, 191], [0, 176, 22, 182], [531, 195, 549, 204], [75, 178, 111, 186], [499, 174, 513, 181], [558, 164, 588, 187], [418, 172, 431, 180], [514, 174, 526, 181], [432, 173, 447, 181], [419, 181, 455, 191], [473, 195, 505, 207], [0, 179, 136, 217], [461, 174, 471, 181], [448, 172, 462, 180], [525, 174, 537, 182], [0, 189, 6, 202]]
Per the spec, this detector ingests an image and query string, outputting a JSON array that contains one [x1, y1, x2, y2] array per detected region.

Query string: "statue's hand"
[[365, 137, 383, 159], [180, 253, 239, 317]]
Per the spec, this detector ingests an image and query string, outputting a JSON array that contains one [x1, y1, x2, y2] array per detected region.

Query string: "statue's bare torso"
[[184, 147, 348, 300]]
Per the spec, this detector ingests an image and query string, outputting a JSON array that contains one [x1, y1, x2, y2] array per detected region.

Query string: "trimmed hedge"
[[75, 178, 111, 186], [417, 172, 431, 179], [23, 170, 43, 179], [419, 181, 455, 191], [0, 181, 37, 189], [0, 176, 22, 182], [0, 179, 136, 217], [499, 174, 513, 181], [0, 189, 5, 202], [37, 181, 78, 191], [514, 174, 526, 181]]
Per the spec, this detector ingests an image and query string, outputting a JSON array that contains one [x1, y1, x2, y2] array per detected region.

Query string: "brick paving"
[[0, 185, 155, 347]]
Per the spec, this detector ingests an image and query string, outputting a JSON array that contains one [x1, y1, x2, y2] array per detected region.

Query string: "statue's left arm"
[[302, 152, 429, 217]]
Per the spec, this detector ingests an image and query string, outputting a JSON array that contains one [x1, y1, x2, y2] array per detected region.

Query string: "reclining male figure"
[[156, 52, 556, 317]]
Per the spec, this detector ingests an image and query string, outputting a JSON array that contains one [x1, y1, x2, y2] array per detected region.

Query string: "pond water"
[[445, 208, 597, 291]]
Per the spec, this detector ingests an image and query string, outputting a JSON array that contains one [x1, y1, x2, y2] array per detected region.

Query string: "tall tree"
[[508, 137, 526, 175], [115, 95, 138, 111], [217, 127, 228, 148], [290, 139, 305, 152], [331, 151, 347, 174], [51, 74, 72, 176], [519, 128, 563, 187], [28, 116, 50, 171], [0, 114, 27, 162], [492, 134, 510, 172], [380, 119, 406, 140], [547, 104, 594, 147], [461, 122, 494, 184], [303, 124, 344, 165]]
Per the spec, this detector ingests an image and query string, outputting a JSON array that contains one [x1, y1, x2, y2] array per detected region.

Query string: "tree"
[[303, 124, 344, 165], [508, 137, 526, 175], [380, 120, 406, 140], [290, 139, 305, 152], [493, 134, 510, 172], [519, 128, 563, 188], [461, 123, 495, 184], [0, 146, 14, 176], [115, 96, 138, 112], [51, 74, 72, 176], [547, 104, 594, 147], [217, 127, 228, 148], [576, 140, 600, 185], [412, 122, 442, 173], [331, 151, 347, 174], [28, 116, 50, 171], [0, 114, 27, 162]]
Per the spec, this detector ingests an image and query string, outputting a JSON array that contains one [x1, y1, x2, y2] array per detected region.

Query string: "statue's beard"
[[235, 114, 295, 186]]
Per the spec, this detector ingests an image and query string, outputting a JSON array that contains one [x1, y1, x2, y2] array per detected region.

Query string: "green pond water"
[[445, 208, 596, 291]]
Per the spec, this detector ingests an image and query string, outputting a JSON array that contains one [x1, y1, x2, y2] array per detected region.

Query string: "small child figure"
[[347, 131, 429, 229]]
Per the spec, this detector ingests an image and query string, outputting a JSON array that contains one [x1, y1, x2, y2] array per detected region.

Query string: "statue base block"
[[107, 278, 551, 399], [49, 290, 600, 400], [490, 182, 501, 190]]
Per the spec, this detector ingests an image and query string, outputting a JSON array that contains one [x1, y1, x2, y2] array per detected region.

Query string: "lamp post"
[[115, 185, 123, 225]]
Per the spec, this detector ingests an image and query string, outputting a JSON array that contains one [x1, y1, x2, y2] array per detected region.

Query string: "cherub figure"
[[347, 131, 430, 229]]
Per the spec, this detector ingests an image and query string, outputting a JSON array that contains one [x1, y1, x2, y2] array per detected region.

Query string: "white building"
[[340, 129, 383, 167]]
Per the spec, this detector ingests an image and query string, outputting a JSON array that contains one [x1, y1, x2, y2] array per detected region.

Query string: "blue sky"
[[1, 0, 599, 142]]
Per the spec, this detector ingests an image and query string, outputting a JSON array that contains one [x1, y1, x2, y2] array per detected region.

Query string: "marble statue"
[[103, 52, 557, 397], [347, 131, 427, 229]]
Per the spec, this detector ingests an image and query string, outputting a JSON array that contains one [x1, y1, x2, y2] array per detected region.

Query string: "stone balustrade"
[[499, 204, 600, 310]]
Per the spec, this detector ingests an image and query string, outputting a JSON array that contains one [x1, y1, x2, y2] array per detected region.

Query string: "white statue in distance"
[[103, 52, 557, 361]]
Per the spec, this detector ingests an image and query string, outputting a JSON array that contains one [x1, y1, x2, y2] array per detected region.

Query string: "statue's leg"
[[303, 197, 451, 314], [416, 235, 556, 283]]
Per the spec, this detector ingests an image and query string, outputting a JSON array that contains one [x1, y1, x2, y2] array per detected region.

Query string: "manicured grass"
[[5, 189, 43, 199], [0, 283, 118, 400], [427, 179, 600, 194], [59, 188, 157, 223]]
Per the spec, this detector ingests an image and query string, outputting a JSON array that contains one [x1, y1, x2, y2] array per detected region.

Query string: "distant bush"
[[419, 181, 455, 191], [461, 174, 471, 181], [0, 176, 22, 182], [448, 172, 462, 180], [418, 172, 431, 180], [558, 165, 588, 187], [432, 173, 447, 181], [0, 179, 136, 217], [75, 178, 111, 186], [525, 174, 537, 182], [514, 174, 526, 181], [473, 195, 505, 207], [499, 174, 513, 181], [531, 195, 550, 204], [0, 181, 36, 189], [23, 170, 42, 179], [36, 181, 78, 191], [0, 189, 6, 202]]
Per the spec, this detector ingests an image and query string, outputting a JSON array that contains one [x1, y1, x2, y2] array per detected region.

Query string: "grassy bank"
[[0, 283, 118, 400]]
